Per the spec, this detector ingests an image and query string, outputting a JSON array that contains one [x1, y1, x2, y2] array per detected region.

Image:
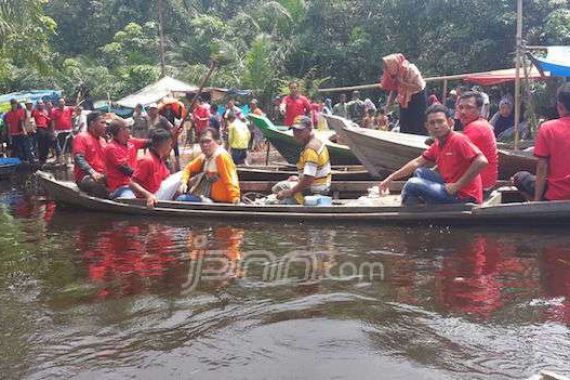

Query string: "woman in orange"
[[380, 53, 427, 135], [177, 128, 240, 204]]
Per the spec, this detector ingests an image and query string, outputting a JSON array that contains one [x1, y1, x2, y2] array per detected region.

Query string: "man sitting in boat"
[[176, 128, 241, 204], [103, 119, 149, 199], [275, 116, 332, 204], [457, 91, 498, 193], [130, 128, 173, 208], [513, 83, 570, 201], [379, 104, 488, 205], [73, 111, 108, 198]]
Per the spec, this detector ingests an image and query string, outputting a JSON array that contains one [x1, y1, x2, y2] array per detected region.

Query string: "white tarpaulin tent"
[[116, 76, 198, 109]]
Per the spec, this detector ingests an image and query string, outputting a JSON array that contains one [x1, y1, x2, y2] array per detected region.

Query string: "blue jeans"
[[110, 186, 136, 199], [402, 168, 466, 205]]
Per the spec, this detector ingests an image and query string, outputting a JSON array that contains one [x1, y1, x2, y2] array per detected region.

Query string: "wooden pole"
[[317, 68, 527, 93], [442, 79, 448, 104], [157, 0, 166, 78], [514, 0, 523, 151]]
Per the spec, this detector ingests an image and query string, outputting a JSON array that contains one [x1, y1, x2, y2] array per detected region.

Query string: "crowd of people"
[[1, 97, 86, 165], [69, 102, 331, 209]]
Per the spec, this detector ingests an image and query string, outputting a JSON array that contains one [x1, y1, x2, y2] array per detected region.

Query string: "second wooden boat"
[[326, 115, 537, 180]]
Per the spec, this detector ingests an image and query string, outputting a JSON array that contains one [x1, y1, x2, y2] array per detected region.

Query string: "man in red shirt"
[[131, 128, 173, 208], [280, 81, 311, 126], [103, 119, 149, 199], [457, 91, 498, 191], [73, 111, 108, 198], [51, 98, 74, 160], [380, 104, 488, 205], [4, 99, 33, 162], [192, 97, 211, 138], [32, 101, 52, 164], [514, 83, 570, 201]]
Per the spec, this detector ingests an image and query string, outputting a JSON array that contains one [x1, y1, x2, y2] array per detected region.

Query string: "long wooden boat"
[[36, 171, 570, 225], [325, 115, 537, 179], [249, 114, 361, 166], [237, 165, 374, 182]]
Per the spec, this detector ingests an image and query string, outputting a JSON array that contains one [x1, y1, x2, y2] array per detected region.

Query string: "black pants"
[[513, 171, 548, 200], [77, 176, 109, 199], [399, 89, 427, 135], [37, 128, 51, 164]]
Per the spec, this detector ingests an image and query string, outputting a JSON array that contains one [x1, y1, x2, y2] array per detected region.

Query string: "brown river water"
[[1, 175, 570, 379]]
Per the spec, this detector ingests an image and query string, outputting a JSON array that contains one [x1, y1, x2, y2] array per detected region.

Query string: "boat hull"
[[326, 115, 537, 180], [250, 115, 361, 166], [36, 171, 570, 225]]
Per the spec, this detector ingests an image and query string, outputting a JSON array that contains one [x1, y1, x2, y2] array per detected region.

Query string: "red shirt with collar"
[[5, 108, 26, 136], [283, 95, 311, 126], [463, 117, 498, 189], [104, 138, 148, 192], [32, 109, 50, 128], [132, 150, 170, 194], [422, 131, 484, 203], [192, 104, 211, 136], [534, 115, 570, 200], [51, 107, 74, 131], [73, 131, 107, 182]]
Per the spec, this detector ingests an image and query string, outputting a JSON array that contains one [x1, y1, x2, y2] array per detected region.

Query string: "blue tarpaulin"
[[0, 90, 62, 112], [534, 46, 570, 77]]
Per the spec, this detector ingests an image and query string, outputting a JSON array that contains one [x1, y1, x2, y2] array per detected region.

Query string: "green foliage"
[[1, 0, 570, 107], [544, 9, 570, 44]]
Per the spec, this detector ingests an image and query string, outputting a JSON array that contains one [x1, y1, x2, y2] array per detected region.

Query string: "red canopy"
[[463, 67, 548, 86]]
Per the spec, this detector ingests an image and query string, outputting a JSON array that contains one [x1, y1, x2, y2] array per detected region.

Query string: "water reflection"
[[540, 244, 570, 323], [2, 185, 570, 378]]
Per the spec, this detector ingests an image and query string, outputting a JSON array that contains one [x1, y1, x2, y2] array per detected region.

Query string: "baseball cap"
[[148, 102, 158, 109], [290, 115, 312, 130]]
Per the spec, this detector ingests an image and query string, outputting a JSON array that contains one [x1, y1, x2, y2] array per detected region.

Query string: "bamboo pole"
[[514, 0, 523, 151], [317, 68, 524, 93], [442, 79, 448, 104], [157, 0, 166, 78]]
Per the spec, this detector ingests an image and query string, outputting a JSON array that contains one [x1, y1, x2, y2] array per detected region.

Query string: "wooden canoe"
[[325, 115, 537, 180], [36, 171, 570, 225], [237, 165, 374, 182], [249, 114, 361, 166]]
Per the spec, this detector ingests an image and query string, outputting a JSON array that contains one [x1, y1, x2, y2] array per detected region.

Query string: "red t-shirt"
[[103, 138, 148, 192], [534, 115, 570, 200], [32, 109, 50, 129], [283, 95, 311, 126], [422, 131, 483, 203], [73, 132, 107, 182], [193, 105, 210, 135], [4, 109, 25, 136], [51, 107, 74, 131], [132, 151, 170, 194], [463, 118, 498, 189]]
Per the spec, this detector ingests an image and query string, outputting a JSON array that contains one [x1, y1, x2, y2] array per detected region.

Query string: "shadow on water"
[[1, 175, 570, 379]]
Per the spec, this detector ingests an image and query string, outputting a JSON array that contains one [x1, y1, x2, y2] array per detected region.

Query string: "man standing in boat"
[[275, 115, 332, 204], [73, 111, 108, 198], [457, 91, 498, 193], [513, 83, 570, 201], [280, 81, 311, 127], [379, 104, 488, 205]]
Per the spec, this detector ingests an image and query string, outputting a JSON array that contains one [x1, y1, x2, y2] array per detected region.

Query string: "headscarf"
[[380, 53, 426, 108], [364, 98, 377, 112]]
